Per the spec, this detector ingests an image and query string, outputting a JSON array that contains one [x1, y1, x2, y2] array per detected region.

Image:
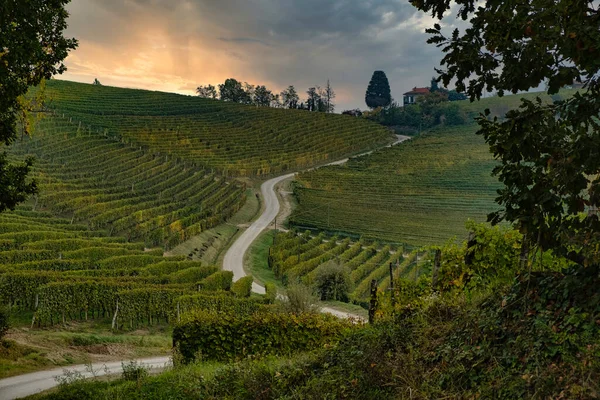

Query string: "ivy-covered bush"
[[173, 310, 353, 363], [197, 270, 233, 291], [231, 276, 253, 298]]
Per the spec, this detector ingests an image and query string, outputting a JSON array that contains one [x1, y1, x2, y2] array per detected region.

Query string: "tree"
[[306, 87, 320, 112], [324, 80, 336, 113], [281, 85, 299, 109], [196, 84, 217, 99], [242, 82, 255, 104], [253, 85, 273, 107], [0, 0, 77, 213], [365, 71, 392, 109], [218, 79, 251, 103], [316, 86, 328, 112], [270, 93, 282, 108], [447, 90, 467, 101], [413, 0, 600, 267], [313, 261, 353, 302], [430, 77, 440, 92], [93, 78, 102, 86]]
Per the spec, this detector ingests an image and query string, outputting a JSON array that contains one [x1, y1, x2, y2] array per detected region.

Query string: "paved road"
[[223, 135, 412, 318], [0, 356, 171, 400]]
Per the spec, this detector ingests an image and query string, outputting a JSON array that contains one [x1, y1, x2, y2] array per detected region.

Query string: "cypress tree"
[[365, 71, 392, 109]]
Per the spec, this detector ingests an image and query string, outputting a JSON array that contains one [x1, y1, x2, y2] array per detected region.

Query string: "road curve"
[[0, 356, 171, 400], [223, 135, 412, 317]]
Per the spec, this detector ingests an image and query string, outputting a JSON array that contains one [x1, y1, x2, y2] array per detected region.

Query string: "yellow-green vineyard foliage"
[[290, 125, 501, 246], [269, 231, 432, 302], [38, 80, 394, 177]]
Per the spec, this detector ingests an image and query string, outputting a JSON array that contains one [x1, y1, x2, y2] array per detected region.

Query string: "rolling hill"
[[288, 90, 574, 247]]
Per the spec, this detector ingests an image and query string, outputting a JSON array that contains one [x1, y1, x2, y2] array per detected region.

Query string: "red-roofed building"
[[403, 87, 430, 106]]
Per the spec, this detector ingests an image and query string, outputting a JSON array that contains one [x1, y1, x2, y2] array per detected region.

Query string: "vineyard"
[[268, 230, 431, 302], [39, 80, 395, 177], [290, 124, 501, 246]]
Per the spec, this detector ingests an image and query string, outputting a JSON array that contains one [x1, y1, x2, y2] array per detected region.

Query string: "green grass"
[[245, 230, 282, 289], [321, 300, 368, 318]]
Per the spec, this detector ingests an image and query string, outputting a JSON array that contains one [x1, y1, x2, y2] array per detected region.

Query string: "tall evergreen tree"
[[365, 71, 392, 109]]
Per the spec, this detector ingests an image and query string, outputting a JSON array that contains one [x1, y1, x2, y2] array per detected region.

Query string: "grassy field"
[[40, 80, 395, 177]]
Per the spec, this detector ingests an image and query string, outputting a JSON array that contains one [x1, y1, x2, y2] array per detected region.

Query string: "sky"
[[61, 0, 449, 111]]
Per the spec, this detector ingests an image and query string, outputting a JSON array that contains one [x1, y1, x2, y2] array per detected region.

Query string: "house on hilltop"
[[403, 87, 430, 106]]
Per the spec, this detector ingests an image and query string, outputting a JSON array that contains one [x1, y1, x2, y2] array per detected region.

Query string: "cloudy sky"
[[61, 0, 447, 111]]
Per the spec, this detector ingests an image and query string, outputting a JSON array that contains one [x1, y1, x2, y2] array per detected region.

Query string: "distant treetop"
[[365, 71, 392, 109]]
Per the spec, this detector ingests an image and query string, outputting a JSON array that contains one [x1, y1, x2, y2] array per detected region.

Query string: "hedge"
[[197, 270, 233, 291], [173, 310, 352, 363], [231, 276, 253, 298], [173, 293, 263, 320]]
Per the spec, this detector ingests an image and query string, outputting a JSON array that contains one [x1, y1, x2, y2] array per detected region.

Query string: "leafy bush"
[[167, 266, 217, 284], [121, 360, 149, 382], [313, 261, 353, 302], [197, 270, 233, 291], [173, 310, 352, 363], [231, 276, 253, 298], [264, 282, 277, 304], [282, 284, 320, 314]]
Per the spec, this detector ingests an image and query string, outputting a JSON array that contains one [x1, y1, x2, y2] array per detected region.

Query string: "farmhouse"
[[403, 87, 430, 105]]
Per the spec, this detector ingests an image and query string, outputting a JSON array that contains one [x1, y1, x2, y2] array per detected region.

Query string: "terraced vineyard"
[[290, 124, 501, 246], [41, 80, 395, 176], [269, 231, 431, 301], [11, 115, 245, 249]]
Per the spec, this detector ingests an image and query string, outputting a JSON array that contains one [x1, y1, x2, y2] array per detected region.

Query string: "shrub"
[[173, 310, 352, 363], [231, 276, 253, 298], [0, 306, 9, 339], [264, 282, 277, 304], [121, 360, 149, 382], [313, 261, 353, 302], [197, 270, 233, 291], [167, 266, 217, 284], [282, 284, 320, 314]]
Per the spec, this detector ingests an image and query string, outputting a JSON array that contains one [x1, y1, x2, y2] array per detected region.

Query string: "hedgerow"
[[173, 310, 353, 363]]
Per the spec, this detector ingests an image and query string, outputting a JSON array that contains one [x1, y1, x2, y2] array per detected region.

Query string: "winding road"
[[0, 356, 171, 400], [223, 134, 412, 318], [0, 135, 411, 399]]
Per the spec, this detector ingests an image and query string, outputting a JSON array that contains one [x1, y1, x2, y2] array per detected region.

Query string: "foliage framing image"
[[413, 0, 600, 267], [0, 0, 78, 211]]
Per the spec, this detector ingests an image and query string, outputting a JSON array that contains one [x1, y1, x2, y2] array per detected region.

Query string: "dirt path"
[[222, 135, 412, 319], [0, 356, 171, 400]]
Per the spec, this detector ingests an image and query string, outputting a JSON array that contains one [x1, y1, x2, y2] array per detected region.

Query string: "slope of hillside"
[[40, 80, 395, 176], [288, 90, 579, 247], [290, 124, 499, 246]]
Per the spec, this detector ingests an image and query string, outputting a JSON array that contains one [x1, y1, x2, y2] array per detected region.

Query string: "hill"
[[0, 79, 394, 376], [288, 90, 574, 247], [40, 80, 395, 176]]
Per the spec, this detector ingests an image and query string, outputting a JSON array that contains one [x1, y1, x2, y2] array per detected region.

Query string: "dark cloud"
[[63, 0, 446, 110]]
